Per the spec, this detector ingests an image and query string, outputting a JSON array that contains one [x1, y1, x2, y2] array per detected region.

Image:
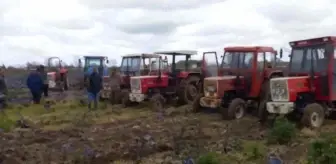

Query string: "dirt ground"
[[1, 95, 329, 164]]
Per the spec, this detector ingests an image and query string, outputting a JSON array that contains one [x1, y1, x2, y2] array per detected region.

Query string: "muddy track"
[[0, 107, 270, 164]]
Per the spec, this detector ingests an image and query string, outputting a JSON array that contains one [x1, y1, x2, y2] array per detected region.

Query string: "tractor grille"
[[203, 80, 217, 96], [131, 78, 141, 93], [270, 79, 289, 101]]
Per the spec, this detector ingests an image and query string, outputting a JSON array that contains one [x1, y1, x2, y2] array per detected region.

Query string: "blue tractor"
[[81, 56, 110, 99]]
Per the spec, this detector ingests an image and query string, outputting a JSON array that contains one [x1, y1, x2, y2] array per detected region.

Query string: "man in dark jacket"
[[27, 68, 43, 104], [87, 67, 102, 110], [0, 68, 8, 108]]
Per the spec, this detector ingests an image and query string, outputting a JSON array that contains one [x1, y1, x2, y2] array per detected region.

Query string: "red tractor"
[[266, 36, 336, 128], [46, 57, 68, 91], [193, 46, 284, 120], [113, 53, 167, 103], [126, 50, 201, 108]]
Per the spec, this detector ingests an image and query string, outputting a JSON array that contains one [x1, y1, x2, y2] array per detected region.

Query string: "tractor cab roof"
[[84, 56, 107, 59], [154, 50, 197, 56], [289, 36, 336, 47], [122, 53, 160, 58], [224, 46, 275, 52]]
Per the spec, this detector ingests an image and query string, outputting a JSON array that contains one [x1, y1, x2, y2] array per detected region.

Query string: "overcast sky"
[[0, 0, 335, 66]]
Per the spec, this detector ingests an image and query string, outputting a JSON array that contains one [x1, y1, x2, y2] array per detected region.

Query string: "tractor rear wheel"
[[227, 98, 246, 120], [183, 76, 200, 104], [301, 103, 325, 129], [151, 93, 165, 112]]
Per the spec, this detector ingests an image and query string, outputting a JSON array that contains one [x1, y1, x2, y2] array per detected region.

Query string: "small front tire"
[[301, 103, 325, 129], [227, 98, 246, 120]]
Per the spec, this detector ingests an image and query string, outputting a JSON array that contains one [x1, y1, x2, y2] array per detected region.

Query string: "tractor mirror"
[[280, 49, 283, 58], [106, 59, 109, 63]]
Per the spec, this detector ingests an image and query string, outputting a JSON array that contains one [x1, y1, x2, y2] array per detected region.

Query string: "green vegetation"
[[0, 99, 151, 131], [308, 133, 336, 164], [267, 117, 297, 145], [197, 152, 220, 164]]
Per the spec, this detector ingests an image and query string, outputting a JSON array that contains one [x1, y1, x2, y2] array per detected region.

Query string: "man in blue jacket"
[[26, 67, 43, 104], [87, 67, 102, 110]]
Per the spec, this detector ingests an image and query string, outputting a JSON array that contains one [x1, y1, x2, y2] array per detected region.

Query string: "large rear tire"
[[183, 76, 200, 104]]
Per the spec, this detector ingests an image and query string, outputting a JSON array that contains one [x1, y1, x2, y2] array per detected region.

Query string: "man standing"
[[0, 68, 8, 108], [87, 67, 102, 110], [27, 67, 43, 104], [109, 68, 121, 104], [39, 65, 49, 97]]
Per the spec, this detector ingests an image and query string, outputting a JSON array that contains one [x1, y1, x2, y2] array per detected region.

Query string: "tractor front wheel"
[[301, 103, 325, 129], [227, 98, 246, 120]]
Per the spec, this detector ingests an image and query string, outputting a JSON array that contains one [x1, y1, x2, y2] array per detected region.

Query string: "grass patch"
[[2, 99, 154, 131]]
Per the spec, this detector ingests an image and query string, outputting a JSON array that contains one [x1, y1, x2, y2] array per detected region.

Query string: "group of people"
[[0, 65, 119, 110]]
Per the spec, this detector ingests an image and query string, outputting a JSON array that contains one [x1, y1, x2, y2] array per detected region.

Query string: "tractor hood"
[[270, 76, 310, 102], [131, 75, 162, 79], [203, 76, 241, 98]]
